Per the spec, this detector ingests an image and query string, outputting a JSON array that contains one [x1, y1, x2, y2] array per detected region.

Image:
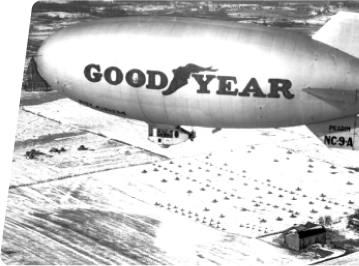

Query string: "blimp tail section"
[[313, 12, 359, 59], [306, 115, 359, 150]]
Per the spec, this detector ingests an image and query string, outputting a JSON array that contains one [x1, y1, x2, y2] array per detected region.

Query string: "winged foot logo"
[[162, 64, 218, 95]]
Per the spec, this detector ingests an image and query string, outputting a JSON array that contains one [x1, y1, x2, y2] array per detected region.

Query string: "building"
[[349, 217, 359, 227], [284, 222, 327, 251]]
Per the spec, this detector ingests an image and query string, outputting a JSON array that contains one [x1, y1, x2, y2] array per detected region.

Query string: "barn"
[[23, 57, 51, 91], [284, 222, 327, 251], [350, 217, 359, 227]]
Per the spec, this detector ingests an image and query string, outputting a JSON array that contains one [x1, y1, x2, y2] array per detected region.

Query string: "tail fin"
[[306, 115, 359, 150], [313, 12, 359, 59]]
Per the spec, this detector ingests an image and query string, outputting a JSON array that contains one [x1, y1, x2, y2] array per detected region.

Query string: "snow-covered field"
[[5, 5, 359, 264], [34, 12, 94, 19], [11, 107, 165, 188], [22, 98, 359, 167], [2, 97, 358, 264]]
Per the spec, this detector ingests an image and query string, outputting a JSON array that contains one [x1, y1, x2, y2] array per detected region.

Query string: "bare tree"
[[324, 215, 332, 226]]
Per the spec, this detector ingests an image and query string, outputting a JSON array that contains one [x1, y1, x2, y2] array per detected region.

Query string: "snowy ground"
[[2, 96, 359, 264], [6, 5, 359, 264], [22, 98, 359, 167]]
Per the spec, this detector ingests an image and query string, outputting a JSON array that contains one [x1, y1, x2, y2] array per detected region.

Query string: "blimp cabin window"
[[157, 129, 172, 138], [149, 127, 153, 137]]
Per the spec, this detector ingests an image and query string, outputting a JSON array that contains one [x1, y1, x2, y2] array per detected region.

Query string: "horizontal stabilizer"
[[313, 12, 359, 58], [303, 88, 358, 103], [306, 115, 359, 150]]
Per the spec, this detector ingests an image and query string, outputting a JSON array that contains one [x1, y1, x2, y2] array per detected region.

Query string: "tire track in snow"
[[4, 217, 110, 264]]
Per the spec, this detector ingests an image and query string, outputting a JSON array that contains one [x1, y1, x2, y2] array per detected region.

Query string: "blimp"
[[35, 12, 359, 149]]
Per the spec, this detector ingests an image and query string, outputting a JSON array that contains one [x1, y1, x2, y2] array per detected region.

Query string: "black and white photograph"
[[1, 0, 359, 264]]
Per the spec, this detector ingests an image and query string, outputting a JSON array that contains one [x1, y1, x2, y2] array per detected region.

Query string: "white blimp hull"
[[35, 15, 359, 149]]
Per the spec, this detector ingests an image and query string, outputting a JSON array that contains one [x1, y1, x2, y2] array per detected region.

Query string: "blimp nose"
[[35, 34, 62, 91], [35, 30, 83, 100]]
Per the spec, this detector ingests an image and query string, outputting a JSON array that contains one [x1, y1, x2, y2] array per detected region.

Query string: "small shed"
[[351, 217, 359, 227], [23, 57, 51, 91], [284, 223, 326, 251]]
